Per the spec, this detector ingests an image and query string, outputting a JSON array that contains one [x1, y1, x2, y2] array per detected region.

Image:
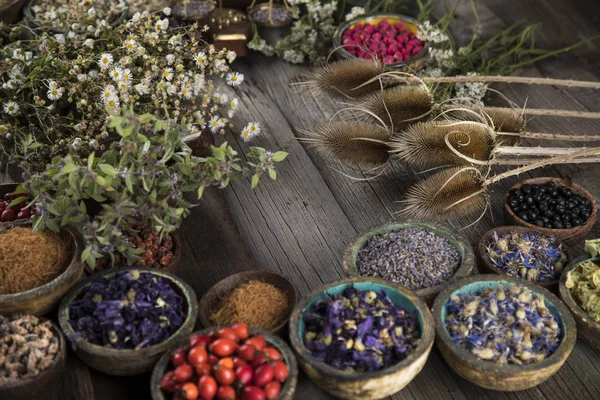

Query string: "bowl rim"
[[288, 276, 435, 381], [332, 13, 430, 68], [149, 326, 299, 400], [198, 268, 300, 333], [0, 318, 66, 390], [0, 223, 84, 302], [432, 274, 577, 373], [58, 267, 198, 357], [503, 177, 597, 235], [558, 256, 600, 332], [342, 221, 474, 299], [477, 225, 573, 288]]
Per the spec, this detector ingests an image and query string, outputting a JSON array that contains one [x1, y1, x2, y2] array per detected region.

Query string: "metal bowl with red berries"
[[333, 13, 429, 70], [151, 324, 298, 400], [0, 183, 36, 223]]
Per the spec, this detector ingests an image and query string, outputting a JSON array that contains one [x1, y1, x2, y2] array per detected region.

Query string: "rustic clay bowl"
[[432, 274, 577, 391], [332, 13, 429, 71], [198, 269, 299, 337], [58, 267, 198, 376], [478, 225, 573, 294], [503, 177, 597, 244], [559, 256, 600, 352], [342, 221, 475, 305], [289, 276, 435, 400], [150, 326, 299, 400], [0, 319, 66, 400], [0, 223, 84, 316]]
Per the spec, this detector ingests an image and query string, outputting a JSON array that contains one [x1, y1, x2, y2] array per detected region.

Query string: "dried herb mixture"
[[565, 261, 600, 322], [95, 231, 174, 270], [0, 314, 60, 383], [445, 285, 561, 365], [356, 228, 461, 290], [303, 286, 420, 372], [486, 231, 566, 283]]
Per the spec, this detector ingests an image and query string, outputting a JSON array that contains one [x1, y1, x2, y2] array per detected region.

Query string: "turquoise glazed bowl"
[[432, 274, 576, 391], [289, 276, 435, 400]]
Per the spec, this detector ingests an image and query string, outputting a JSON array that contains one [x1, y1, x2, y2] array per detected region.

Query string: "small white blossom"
[[163, 7, 172, 16], [54, 34, 66, 44], [9, 67, 25, 84], [88, 69, 99, 79], [226, 72, 244, 87], [105, 95, 120, 110], [135, 83, 150, 95], [240, 127, 252, 142], [161, 67, 174, 81], [84, 38, 95, 48], [46, 81, 64, 100], [3, 101, 19, 115], [155, 18, 169, 31], [110, 66, 123, 81], [226, 51, 237, 63], [345, 6, 365, 21], [246, 122, 261, 136], [77, 74, 87, 82], [209, 115, 225, 133], [100, 85, 117, 103], [230, 98, 238, 110], [123, 39, 136, 53], [180, 85, 192, 99], [98, 53, 113, 69], [166, 54, 175, 64], [195, 52, 207, 67]]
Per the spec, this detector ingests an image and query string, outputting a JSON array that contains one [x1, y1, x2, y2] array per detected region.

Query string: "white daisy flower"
[[131, 12, 141, 22], [98, 53, 113, 69], [77, 74, 87, 82], [118, 80, 131, 91], [47, 82, 64, 100], [2, 81, 15, 90], [226, 50, 237, 64], [167, 83, 177, 95], [219, 117, 228, 127], [246, 122, 261, 136], [83, 38, 95, 48], [186, 124, 199, 134], [180, 86, 191, 99], [121, 68, 132, 83], [219, 93, 229, 104], [9, 67, 25, 84], [163, 7, 172, 16], [134, 83, 150, 95], [123, 39, 136, 53], [230, 98, 238, 110], [228, 110, 235, 118], [100, 85, 117, 103], [214, 59, 228, 72], [166, 54, 175, 64], [110, 66, 123, 81], [105, 95, 120, 110], [195, 52, 207, 68], [155, 18, 169, 31], [194, 74, 205, 90], [209, 115, 224, 133], [67, 31, 76, 39], [54, 34, 65, 44], [3, 101, 19, 115], [156, 81, 166, 91], [161, 67, 174, 81], [240, 127, 252, 142], [226, 72, 244, 87], [0, 125, 8, 136]]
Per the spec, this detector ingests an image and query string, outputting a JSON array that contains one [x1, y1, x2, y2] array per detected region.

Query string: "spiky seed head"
[[361, 86, 434, 131], [300, 121, 391, 166], [480, 107, 524, 146], [400, 167, 488, 220], [307, 59, 388, 98], [389, 121, 495, 168]]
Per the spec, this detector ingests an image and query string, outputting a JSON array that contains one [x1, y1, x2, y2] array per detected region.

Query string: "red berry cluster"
[[341, 19, 424, 64], [0, 192, 35, 222], [160, 323, 289, 400]]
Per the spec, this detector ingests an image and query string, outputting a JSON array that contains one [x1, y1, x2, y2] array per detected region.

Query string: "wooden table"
[[11, 0, 600, 398]]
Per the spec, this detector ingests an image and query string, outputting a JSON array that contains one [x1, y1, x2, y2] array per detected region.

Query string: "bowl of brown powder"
[[198, 269, 299, 337]]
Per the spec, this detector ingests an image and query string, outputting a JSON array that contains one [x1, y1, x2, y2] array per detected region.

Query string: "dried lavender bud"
[[68, 270, 185, 350], [252, 7, 292, 24], [486, 231, 566, 283], [445, 285, 561, 365], [565, 261, 600, 322], [303, 286, 420, 372], [0, 314, 60, 384], [356, 228, 461, 290]]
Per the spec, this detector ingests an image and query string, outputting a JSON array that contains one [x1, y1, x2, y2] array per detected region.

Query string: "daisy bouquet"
[[0, 9, 267, 172]]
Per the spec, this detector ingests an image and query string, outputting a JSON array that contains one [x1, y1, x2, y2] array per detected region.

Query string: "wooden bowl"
[[58, 267, 198, 376], [342, 221, 475, 305], [432, 274, 577, 391], [0, 224, 84, 316], [150, 326, 299, 400], [478, 225, 573, 294], [0, 319, 66, 400], [559, 256, 600, 351], [503, 177, 597, 244], [332, 13, 429, 71], [289, 276, 435, 399], [198, 269, 299, 337]]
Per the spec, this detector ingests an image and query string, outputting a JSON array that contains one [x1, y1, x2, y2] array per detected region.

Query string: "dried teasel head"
[[444, 106, 524, 146], [359, 86, 434, 131], [298, 121, 392, 166], [399, 167, 488, 221], [389, 121, 495, 168], [294, 59, 388, 99]]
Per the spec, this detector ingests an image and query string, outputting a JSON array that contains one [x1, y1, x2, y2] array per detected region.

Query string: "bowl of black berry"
[[504, 177, 597, 243]]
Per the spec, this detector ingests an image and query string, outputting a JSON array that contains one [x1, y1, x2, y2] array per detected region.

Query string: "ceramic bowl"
[[503, 177, 597, 243], [150, 326, 299, 400], [248, 2, 293, 28], [198, 269, 299, 336], [58, 267, 198, 376], [0, 319, 66, 400], [289, 276, 435, 399], [342, 221, 475, 305], [0, 0, 26, 24], [332, 13, 429, 70], [559, 256, 600, 351], [432, 274, 577, 391], [0, 223, 84, 316], [478, 225, 573, 294]]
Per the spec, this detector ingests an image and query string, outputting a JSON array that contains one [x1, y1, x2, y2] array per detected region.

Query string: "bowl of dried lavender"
[[58, 267, 198, 376], [478, 226, 573, 293], [289, 277, 435, 400], [433, 274, 576, 391], [559, 256, 600, 352], [342, 221, 475, 304]]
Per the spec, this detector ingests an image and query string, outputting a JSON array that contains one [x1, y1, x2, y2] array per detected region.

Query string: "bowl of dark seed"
[[342, 222, 475, 304], [432, 274, 576, 391], [248, 2, 292, 28], [478, 225, 572, 293], [504, 177, 597, 243]]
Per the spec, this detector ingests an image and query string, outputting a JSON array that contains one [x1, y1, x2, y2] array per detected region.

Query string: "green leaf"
[[212, 147, 225, 161], [271, 151, 288, 162], [61, 163, 77, 174], [268, 168, 277, 180], [96, 176, 106, 186], [197, 185, 205, 198], [81, 247, 92, 264], [251, 174, 260, 189], [139, 114, 155, 123], [87, 153, 95, 169], [98, 163, 117, 176], [8, 196, 27, 208], [125, 174, 133, 193]]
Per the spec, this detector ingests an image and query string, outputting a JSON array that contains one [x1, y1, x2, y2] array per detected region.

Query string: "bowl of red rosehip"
[[0, 183, 35, 223], [151, 323, 298, 400], [333, 14, 428, 69], [504, 177, 597, 244]]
